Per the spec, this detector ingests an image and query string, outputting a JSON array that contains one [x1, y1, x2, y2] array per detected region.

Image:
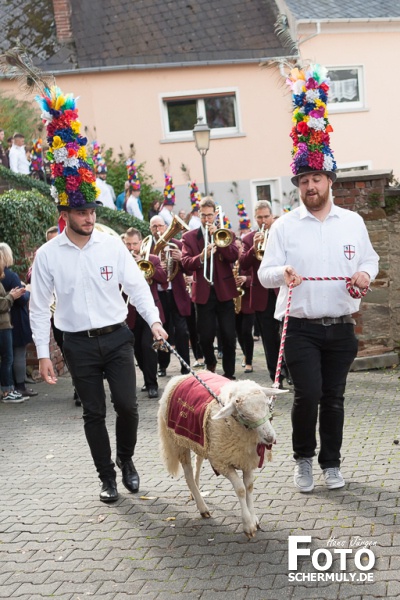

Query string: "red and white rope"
[[272, 276, 370, 397]]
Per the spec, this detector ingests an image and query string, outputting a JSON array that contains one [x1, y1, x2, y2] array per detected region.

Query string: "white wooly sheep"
[[158, 375, 287, 538]]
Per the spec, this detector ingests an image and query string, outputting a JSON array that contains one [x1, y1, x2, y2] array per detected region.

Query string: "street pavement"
[[1, 341, 399, 600]]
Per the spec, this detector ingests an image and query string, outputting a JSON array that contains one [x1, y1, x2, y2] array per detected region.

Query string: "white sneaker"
[[323, 467, 345, 489], [193, 360, 205, 368], [2, 392, 25, 404], [294, 458, 314, 492]]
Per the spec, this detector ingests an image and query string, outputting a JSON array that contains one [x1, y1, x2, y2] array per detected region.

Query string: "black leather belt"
[[289, 316, 355, 326], [69, 323, 125, 337]]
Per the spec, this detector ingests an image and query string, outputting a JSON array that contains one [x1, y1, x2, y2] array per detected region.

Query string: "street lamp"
[[193, 116, 210, 196]]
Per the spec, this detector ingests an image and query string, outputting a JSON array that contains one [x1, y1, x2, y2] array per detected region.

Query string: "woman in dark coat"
[[0, 243, 38, 397]]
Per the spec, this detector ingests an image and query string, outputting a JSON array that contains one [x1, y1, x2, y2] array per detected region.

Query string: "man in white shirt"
[[95, 165, 116, 210], [9, 133, 31, 174], [126, 190, 144, 220], [30, 204, 167, 504], [258, 63, 379, 495]]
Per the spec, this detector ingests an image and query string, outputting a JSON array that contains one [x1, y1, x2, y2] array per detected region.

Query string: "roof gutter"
[[13, 55, 297, 76], [296, 17, 400, 24]]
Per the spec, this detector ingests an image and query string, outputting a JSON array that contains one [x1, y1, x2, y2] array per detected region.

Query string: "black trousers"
[[63, 325, 138, 481], [195, 288, 236, 378], [235, 312, 255, 365], [158, 290, 190, 372], [255, 289, 281, 382], [186, 304, 203, 361], [284, 318, 358, 469], [133, 314, 158, 389]]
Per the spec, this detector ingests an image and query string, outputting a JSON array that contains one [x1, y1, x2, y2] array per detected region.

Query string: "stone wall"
[[332, 170, 395, 357]]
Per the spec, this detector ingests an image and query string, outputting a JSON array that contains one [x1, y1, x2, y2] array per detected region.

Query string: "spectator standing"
[[9, 133, 30, 174], [0, 129, 9, 168]]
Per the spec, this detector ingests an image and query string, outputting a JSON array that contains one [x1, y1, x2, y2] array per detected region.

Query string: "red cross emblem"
[[100, 266, 113, 280], [344, 245, 355, 260]]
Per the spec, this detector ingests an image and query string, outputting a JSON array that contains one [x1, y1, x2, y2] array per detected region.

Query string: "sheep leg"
[[243, 469, 259, 530], [194, 455, 204, 488], [223, 467, 258, 538], [180, 450, 211, 518]]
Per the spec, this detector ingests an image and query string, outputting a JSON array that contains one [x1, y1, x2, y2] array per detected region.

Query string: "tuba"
[[137, 235, 155, 284], [153, 214, 189, 255]]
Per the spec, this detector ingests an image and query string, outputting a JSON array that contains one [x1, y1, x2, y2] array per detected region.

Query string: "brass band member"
[[123, 228, 167, 399], [234, 238, 255, 373], [149, 216, 191, 377], [181, 197, 239, 379], [239, 201, 291, 386]]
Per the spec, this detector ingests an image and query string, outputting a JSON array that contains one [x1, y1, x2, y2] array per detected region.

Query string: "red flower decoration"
[[65, 175, 81, 192], [297, 121, 310, 136]]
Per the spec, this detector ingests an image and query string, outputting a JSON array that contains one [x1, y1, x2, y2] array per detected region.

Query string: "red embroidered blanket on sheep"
[[167, 372, 229, 452]]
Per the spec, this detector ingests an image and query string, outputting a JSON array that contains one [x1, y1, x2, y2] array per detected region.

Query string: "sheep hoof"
[[201, 511, 211, 518], [245, 530, 256, 540]]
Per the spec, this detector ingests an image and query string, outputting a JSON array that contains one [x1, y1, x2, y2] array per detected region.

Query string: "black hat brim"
[[291, 168, 337, 187]]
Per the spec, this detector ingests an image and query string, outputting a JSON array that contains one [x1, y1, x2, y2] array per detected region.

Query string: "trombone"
[[137, 235, 155, 284], [203, 207, 233, 284], [255, 224, 269, 261]]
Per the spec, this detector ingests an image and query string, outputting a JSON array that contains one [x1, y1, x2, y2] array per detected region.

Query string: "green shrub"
[[0, 189, 58, 277], [0, 164, 52, 199], [96, 206, 150, 237]]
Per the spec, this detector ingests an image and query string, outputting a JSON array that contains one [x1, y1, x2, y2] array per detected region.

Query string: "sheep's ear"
[[212, 403, 236, 420], [260, 387, 289, 396]]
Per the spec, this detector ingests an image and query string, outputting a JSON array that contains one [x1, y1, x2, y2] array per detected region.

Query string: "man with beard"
[[258, 63, 379, 494]]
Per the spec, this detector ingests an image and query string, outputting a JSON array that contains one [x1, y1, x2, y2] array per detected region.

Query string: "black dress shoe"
[[116, 457, 140, 493], [223, 374, 236, 380], [157, 369, 167, 377], [99, 479, 118, 503], [73, 389, 82, 406], [206, 364, 216, 373], [148, 387, 159, 399]]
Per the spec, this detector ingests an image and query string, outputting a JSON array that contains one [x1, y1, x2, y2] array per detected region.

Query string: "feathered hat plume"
[[160, 157, 175, 206]]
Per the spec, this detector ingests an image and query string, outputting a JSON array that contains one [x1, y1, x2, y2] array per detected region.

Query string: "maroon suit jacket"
[[125, 253, 167, 326], [150, 238, 192, 317], [238, 268, 254, 315], [240, 230, 277, 312], [182, 227, 239, 304]]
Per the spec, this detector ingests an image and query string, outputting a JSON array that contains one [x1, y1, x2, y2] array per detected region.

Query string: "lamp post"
[[193, 116, 210, 196]]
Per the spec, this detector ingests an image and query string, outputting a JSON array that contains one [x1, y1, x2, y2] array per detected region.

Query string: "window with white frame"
[[327, 67, 365, 112], [161, 89, 240, 139]]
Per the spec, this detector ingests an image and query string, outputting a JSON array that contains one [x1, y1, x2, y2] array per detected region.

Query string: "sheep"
[[158, 373, 287, 538]]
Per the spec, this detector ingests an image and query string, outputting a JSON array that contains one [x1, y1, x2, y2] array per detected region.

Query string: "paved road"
[[1, 342, 399, 599]]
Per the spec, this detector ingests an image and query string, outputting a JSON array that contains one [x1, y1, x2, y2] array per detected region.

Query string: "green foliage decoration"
[[103, 147, 163, 218], [96, 206, 150, 237], [0, 189, 57, 277], [0, 164, 52, 198], [0, 91, 42, 143]]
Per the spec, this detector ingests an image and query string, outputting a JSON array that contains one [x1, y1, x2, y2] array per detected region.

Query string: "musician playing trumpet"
[[234, 238, 255, 374], [123, 227, 167, 399], [181, 196, 239, 379], [149, 216, 191, 377]]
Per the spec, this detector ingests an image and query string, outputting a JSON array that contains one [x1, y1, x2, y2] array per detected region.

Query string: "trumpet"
[[255, 224, 269, 261], [137, 235, 155, 284], [203, 223, 214, 284]]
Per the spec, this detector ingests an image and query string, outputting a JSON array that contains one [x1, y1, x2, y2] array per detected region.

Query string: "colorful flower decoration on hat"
[[236, 198, 251, 231], [30, 138, 43, 174], [286, 64, 337, 178], [163, 172, 175, 206], [35, 86, 100, 207], [126, 158, 141, 191], [189, 180, 201, 211], [216, 204, 232, 229]]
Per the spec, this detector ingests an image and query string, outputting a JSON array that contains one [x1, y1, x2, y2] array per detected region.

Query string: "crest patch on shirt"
[[100, 266, 113, 281], [343, 245, 355, 261]]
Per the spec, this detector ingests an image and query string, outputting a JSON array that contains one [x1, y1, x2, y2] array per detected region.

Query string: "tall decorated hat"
[[163, 172, 175, 206], [30, 138, 43, 174], [236, 198, 251, 231], [287, 64, 337, 187], [36, 86, 100, 209], [126, 158, 141, 191], [91, 141, 107, 175], [189, 180, 201, 211]]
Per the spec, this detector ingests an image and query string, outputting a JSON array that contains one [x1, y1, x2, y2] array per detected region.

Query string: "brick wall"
[[52, 0, 73, 42], [332, 170, 393, 357]]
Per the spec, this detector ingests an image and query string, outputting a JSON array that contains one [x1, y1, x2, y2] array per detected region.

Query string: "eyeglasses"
[[200, 213, 215, 219]]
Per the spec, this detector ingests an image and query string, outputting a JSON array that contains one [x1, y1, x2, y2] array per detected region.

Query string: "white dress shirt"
[[188, 215, 201, 230], [125, 194, 144, 220], [9, 144, 31, 174], [258, 202, 379, 320], [30, 229, 161, 358], [159, 206, 173, 226], [96, 178, 116, 210]]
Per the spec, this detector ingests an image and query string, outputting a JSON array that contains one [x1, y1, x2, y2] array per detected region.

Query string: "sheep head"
[[212, 380, 287, 445]]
